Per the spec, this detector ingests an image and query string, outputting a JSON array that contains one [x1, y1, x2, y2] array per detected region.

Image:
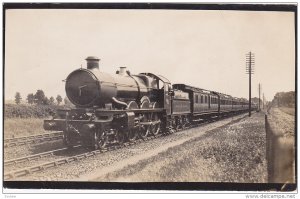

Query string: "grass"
[[4, 118, 49, 139], [279, 107, 295, 116]]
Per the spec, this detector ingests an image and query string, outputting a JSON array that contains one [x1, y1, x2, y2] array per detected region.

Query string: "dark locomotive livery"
[[44, 56, 256, 149]]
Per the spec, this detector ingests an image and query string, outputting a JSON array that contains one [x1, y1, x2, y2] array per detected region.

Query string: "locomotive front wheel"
[[63, 131, 74, 149], [94, 130, 107, 149]]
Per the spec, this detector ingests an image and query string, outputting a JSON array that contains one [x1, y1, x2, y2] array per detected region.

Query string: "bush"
[[4, 104, 73, 119]]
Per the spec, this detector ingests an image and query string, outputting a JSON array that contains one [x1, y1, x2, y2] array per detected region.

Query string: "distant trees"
[[49, 96, 55, 105], [19, 90, 66, 106], [34, 90, 46, 105], [26, 93, 34, 104], [272, 91, 295, 108], [56, 95, 62, 105], [64, 97, 72, 106], [15, 92, 22, 104]]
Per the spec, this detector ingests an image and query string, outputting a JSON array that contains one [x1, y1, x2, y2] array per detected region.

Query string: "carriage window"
[[195, 95, 198, 103], [205, 96, 207, 103], [200, 95, 203, 103]]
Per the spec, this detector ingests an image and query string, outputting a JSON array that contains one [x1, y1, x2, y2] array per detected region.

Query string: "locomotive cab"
[[139, 73, 173, 115]]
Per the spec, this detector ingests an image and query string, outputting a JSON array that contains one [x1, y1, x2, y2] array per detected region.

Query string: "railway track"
[[4, 134, 162, 180], [4, 145, 81, 167], [4, 131, 63, 148]]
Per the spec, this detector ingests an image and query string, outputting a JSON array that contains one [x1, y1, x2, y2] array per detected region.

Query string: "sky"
[[5, 9, 295, 102]]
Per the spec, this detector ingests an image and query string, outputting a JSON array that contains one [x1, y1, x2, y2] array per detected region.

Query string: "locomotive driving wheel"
[[150, 113, 161, 136], [138, 97, 151, 140], [139, 122, 150, 140], [127, 128, 138, 142]]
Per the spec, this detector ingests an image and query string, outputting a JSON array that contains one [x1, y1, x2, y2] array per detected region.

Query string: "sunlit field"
[[4, 118, 49, 139]]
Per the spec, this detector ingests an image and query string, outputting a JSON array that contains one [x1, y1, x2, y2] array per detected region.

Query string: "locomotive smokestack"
[[119, 67, 127, 76], [86, 56, 100, 70]]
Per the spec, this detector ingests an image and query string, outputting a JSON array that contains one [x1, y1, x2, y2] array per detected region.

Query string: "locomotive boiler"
[[66, 56, 149, 108]]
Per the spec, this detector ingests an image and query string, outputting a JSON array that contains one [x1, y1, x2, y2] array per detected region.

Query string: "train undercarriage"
[[44, 106, 250, 150], [44, 107, 165, 149]]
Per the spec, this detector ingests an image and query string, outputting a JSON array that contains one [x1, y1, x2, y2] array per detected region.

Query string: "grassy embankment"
[[4, 118, 48, 139], [267, 107, 295, 183], [4, 104, 70, 139], [279, 107, 295, 116]]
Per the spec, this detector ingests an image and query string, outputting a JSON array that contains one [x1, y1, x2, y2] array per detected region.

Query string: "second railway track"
[[4, 131, 63, 148], [4, 135, 162, 180]]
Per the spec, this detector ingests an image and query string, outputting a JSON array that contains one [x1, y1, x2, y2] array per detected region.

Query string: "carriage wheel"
[[176, 117, 182, 131], [181, 116, 187, 129]]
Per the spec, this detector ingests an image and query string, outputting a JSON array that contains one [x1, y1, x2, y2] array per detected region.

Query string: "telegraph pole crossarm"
[[246, 51, 255, 117]]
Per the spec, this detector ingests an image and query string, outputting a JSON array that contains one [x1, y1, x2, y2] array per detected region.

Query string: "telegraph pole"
[[246, 51, 255, 117], [263, 93, 265, 110], [258, 83, 261, 111]]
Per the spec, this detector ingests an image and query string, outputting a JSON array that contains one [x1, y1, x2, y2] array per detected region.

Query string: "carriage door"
[[164, 83, 172, 115]]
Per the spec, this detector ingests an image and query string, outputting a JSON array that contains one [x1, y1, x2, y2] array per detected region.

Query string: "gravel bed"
[[4, 139, 64, 161], [14, 113, 248, 181]]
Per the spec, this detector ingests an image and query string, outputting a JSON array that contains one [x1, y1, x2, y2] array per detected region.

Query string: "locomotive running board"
[[95, 108, 164, 114]]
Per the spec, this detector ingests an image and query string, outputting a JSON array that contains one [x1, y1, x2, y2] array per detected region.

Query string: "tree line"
[[14, 90, 72, 105], [272, 91, 295, 108]]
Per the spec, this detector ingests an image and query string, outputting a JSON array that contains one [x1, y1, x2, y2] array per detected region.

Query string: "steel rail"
[[4, 132, 63, 148], [4, 146, 81, 167], [4, 135, 162, 180]]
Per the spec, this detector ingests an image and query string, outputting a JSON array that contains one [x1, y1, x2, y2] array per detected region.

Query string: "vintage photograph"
[[3, 3, 296, 192]]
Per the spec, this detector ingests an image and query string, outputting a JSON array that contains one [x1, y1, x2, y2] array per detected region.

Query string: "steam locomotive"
[[44, 56, 255, 149]]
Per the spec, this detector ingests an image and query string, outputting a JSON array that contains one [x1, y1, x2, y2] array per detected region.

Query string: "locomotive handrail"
[[95, 108, 164, 114]]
